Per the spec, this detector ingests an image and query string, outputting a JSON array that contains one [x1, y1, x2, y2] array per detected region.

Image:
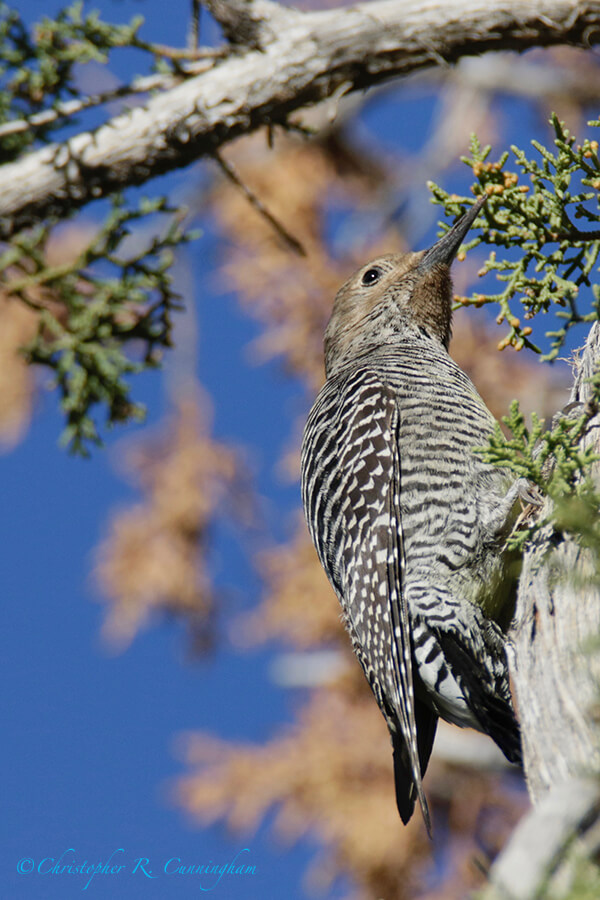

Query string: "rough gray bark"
[[2, 0, 600, 237]]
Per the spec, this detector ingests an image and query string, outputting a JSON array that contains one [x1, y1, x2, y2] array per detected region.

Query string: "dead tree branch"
[[488, 778, 600, 899]]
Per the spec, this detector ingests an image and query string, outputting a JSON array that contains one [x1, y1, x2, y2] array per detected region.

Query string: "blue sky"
[[3, 2, 598, 898]]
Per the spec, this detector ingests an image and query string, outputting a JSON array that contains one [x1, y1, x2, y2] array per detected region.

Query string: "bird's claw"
[[516, 478, 544, 509]]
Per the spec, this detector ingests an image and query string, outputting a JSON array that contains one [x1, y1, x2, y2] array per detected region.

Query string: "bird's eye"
[[361, 267, 382, 286]]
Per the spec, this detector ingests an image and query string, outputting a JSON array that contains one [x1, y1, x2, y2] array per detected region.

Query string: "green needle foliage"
[[0, 0, 192, 161], [0, 2, 144, 159], [1, 195, 197, 455], [429, 113, 600, 361]]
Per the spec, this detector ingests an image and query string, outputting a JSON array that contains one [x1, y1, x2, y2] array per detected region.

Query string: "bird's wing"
[[337, 373, 433, 833]]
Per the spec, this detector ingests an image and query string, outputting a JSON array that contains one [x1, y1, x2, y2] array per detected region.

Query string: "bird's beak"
[[420, 194, 487, 269]]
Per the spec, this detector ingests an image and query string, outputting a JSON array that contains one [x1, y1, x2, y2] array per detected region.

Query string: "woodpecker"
[[301, 196, 522, 835]]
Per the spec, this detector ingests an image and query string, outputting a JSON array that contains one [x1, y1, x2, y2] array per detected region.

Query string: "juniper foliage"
[[429, 113, 600, 360], [1, 195, 196, 455], [0, 1, 148, 159]]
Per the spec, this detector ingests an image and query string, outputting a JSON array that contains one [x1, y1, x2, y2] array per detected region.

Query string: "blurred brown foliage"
[[94, 390, 241, 649], [0, 292, 36, 449]]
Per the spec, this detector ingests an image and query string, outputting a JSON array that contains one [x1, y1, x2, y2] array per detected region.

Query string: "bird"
[[300, 195, 523, 835]]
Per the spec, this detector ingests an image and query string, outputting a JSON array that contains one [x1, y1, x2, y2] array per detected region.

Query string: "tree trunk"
[[489, 322, 600, 898]]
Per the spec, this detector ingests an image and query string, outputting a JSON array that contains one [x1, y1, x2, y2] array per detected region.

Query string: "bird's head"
[[324, 195, 486, 376]]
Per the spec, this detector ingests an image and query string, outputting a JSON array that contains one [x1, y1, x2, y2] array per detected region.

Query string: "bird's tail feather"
[[391, 700, 438, 836]]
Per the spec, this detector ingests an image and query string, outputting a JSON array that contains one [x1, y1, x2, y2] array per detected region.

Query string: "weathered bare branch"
[[0, 62, 218, 141], [487, 778, 600, 899], [2, 0, 600, 237]]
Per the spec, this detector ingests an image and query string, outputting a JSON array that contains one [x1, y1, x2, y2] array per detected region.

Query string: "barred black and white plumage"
[[301, 196, 522, 834]]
